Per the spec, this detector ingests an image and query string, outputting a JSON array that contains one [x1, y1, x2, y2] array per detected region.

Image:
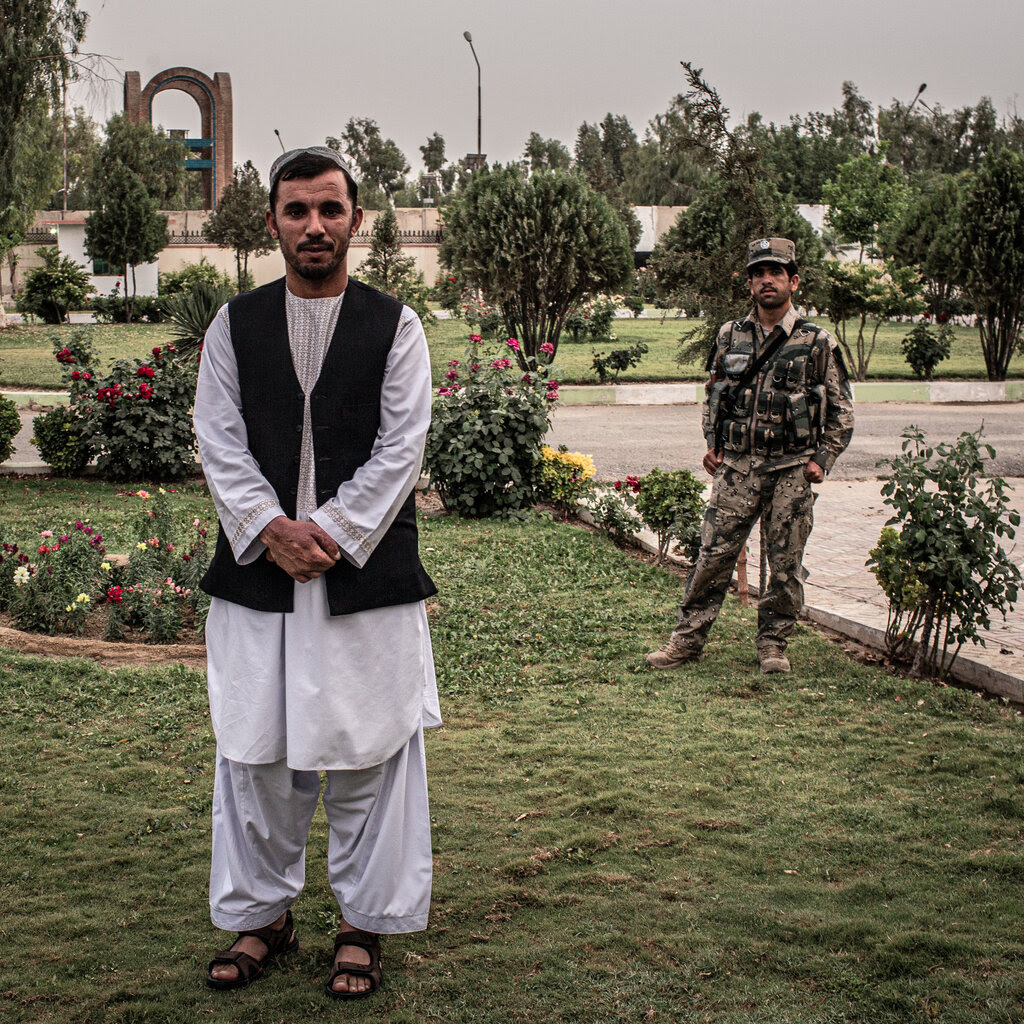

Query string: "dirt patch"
[[0, 624, 206, 669]]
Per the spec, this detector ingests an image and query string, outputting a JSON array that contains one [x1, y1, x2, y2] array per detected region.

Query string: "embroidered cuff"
[[230, 498, 284, 562], [311, 502, 373, 566]]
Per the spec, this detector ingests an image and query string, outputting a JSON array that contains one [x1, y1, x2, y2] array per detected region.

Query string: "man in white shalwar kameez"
[[193, 147, 439, 1000]]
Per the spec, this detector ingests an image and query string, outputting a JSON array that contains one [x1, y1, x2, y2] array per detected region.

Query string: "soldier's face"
[[749, 263, 798, 311], [266, 170, 364, 288]]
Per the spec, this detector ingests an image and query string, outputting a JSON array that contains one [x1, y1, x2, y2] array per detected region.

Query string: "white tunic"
[[193, 288, 441, 772]]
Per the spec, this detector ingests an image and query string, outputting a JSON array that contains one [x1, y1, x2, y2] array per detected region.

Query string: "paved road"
[[547, 402, 1024, 481]]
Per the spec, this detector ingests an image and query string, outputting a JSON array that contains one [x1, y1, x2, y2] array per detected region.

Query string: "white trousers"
[[209, 726, 432, 934]]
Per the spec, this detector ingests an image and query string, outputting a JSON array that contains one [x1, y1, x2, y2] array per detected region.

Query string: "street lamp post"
[[463, 31, 483, 169]]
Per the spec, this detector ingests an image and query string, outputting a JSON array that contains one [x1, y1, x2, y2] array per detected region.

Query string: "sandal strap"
[[209, 948, 261, 982], [333, 929, 380, 956], [238, 909, 296, 957]]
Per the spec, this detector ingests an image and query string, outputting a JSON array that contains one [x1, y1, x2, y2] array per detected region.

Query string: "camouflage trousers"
[[671, 463, 815, 653]]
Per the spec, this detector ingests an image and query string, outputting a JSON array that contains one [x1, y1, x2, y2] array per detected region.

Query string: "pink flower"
[[539, 342, 555, 355], [448, 359, 460, 367], [614, 480, 622, 491], [469, 334, 482, 343], [437, 386, 452, 396], [545, 391, 559, 402], [546, 380, 559, 389], [445, 369, 459, 381], [40, 530, 53, 539], [506, 338, 521, 351]]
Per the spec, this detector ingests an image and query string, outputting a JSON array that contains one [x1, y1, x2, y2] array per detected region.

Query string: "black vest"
[[200, 277, 437, 615]]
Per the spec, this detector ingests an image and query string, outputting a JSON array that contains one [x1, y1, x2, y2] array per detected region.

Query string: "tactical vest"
[[710, 319, 827, 458], [200, 277, 437, 616]]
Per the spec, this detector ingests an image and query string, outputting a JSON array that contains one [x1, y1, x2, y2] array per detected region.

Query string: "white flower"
[[13, 565, 30, 586]]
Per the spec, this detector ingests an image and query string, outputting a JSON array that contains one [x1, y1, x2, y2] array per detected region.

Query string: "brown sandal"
[[324, 929, 382, 1000], [206, 909, 299, 990]]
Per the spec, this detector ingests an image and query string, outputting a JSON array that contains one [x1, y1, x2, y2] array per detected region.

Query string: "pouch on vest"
[[723, 420, 748, 452], [708, 379, 730, 426], [786, 393, 814, 447], [753, 422, 781, 456]]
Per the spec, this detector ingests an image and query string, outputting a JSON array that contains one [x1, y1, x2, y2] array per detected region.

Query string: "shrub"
[[18, 247, 91, 323], [0, 394, 21, 464], [564, 297, 619, 343], [462, 296, 505, 338], [83, 345, 198, 482], [7, 523, 106, 635], [901, 321, 953, 380], [536, 445, 595, 517], [635, 466, 706, 564], [591, 341, 649, 383], [31, 404, 93, 474], [87, 294, 166, 323], [622, 293, 645, 317], [158, 258, 235, 296], [106, 489, 211, 641], [868, 426, 1021, 678], [424, 338, 558, 518], [434, 272, 466, 314], [163, 281, 235, 361], [581, 478, 643, 545]]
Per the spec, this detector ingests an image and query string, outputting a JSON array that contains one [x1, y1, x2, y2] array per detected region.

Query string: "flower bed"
[[0, 489, 211, 644]]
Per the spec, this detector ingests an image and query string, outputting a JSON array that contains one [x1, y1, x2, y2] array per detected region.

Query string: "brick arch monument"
[[124, 68, 232, 209]]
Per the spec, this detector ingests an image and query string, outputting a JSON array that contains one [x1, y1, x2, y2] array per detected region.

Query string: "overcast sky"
[[72, 0, 1022, 185]]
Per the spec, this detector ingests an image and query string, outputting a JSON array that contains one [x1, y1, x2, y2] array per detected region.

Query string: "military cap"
[[269, 146, 358, 190], [746, 237, 796, 269]]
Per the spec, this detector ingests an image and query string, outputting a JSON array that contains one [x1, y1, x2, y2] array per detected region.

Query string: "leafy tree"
[[44, 104, 100, 208], [646, 63, 826, 361], [357, 206, 415, 293], [879, 95, 1023, 179], [440, 166, 632, 368], [204, 160, 276, 291], [524, 132, 571, 172], [738, 83, 874, 204], [356, 207, 431, 321], [327, 117, 409, 203], [85, 163, 169, 323], [598, 113, 638, 184], [420, 132, 446, 172], [0, 0, 87, 327], [820, 259, 922, 380], [821, 148, 908, 259], [955, 147, 1024, 380], [882, 173, 964, 316], [572, 123, 641, 248], [92, 113, 188, 208]]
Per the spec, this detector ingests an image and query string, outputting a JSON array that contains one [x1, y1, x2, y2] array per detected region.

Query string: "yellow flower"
[[159, 487, 166, 494], [65, 604, 72, 612], [137, 489, 150, 499], [76, 593, 90, 604], [101, 562, 111, 572], [136, 542, 147, 550]]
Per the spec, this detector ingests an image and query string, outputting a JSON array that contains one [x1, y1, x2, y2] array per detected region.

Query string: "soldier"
[[647, 237, 854, 674]]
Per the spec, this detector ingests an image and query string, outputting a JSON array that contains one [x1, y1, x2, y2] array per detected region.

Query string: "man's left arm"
[[309, 307, 431, 568], [807, 334, 855, 478]]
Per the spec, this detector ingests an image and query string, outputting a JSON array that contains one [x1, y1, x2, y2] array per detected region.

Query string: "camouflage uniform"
[[666, 290, 854, 658]]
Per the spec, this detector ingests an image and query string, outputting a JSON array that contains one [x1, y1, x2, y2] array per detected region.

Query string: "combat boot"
[[757, 644, 791, 674], [646, 633, 702, 670]]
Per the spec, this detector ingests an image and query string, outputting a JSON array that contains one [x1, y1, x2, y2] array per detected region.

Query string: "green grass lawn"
[[3, 314, 1022, 391], [1, 480, 1022, 1022]]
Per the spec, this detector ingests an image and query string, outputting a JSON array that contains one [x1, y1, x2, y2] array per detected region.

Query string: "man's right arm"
[[193, 306, 290, 566], [700, 324, 730, 475]]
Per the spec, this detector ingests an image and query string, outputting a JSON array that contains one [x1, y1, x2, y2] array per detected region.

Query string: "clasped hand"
[[260, 516, 340, 583]]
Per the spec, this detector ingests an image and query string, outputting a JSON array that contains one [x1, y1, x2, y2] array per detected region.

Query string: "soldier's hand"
[[702, 448, 723, 476], [260, 516, 341, 583], [803, 459, 825, 484]]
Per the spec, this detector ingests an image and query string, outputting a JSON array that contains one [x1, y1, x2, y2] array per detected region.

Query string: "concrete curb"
[[580, 507, 1023, 704], [557, 380, 1024, 406]]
